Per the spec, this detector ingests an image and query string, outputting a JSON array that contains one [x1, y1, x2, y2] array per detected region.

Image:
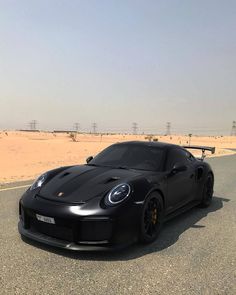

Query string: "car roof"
[[114, 141, 181, 150]]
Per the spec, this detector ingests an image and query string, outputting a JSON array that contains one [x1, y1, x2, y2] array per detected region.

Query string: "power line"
[[132, 122, 138, 135], [19, 121, 234, 135], [92, 122, 97, 134], [29, 120, 37, 130], [188, 133, 192, 146], [166, 122, 171, 135], [231, 121, 236, 136], [74, 123, 80, 132]]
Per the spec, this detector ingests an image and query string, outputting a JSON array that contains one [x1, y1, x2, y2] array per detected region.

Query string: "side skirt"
[[164, 200, 200, 222]]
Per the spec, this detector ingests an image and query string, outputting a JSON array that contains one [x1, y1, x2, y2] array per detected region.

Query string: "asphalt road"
[[0, 155, 235, 295]]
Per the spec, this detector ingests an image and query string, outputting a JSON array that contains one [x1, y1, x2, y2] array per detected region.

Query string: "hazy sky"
[[0, 0, 235, 134]]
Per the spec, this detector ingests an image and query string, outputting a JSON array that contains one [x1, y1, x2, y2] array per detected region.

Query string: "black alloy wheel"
[[140, 192, 164, 244], [199, 173, 214, 208]]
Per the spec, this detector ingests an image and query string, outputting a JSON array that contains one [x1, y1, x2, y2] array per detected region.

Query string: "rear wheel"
[[199, 173, 213, 208], [139, 192, 164, 244]]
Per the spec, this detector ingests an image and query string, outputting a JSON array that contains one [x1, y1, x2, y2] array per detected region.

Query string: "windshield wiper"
[[87, 163, 117, 168], [114, 166, 130, 170], [87, 164, 132, 170], [86, 163, 100, 167]]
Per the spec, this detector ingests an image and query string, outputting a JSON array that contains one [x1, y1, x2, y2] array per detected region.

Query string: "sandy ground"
[[0, 131, 236, 184]]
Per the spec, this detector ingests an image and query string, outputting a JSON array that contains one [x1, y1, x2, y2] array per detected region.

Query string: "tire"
[[139, 192, 164, 244], [199, 173, 214, 208]]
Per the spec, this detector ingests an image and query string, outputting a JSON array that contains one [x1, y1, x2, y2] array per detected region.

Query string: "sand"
[[0, 131, 236, 185]]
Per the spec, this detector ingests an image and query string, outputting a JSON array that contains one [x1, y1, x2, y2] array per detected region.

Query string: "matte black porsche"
[[18, 141, 215, 251]]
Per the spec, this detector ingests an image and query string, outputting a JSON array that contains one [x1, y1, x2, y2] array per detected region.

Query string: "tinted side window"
[[185, 150, 196, 162], [166, 148, 189, 170]]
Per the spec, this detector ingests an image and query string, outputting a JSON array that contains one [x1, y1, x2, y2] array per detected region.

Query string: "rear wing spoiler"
[[183, 145, 215, 161]]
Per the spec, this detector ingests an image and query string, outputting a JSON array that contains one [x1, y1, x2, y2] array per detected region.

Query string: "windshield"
[[89, 144, 165, 171]]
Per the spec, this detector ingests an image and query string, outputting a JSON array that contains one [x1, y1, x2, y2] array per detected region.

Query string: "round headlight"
[[106, 183, 131, 205], [30, 173, 48, 190]]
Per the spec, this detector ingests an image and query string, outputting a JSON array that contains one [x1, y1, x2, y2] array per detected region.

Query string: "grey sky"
[[0, 0, 235, 134]]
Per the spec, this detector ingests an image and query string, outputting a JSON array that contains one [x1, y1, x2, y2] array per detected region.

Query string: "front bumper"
[[18, 194, 141, 251], [18, 222, 128, 251]]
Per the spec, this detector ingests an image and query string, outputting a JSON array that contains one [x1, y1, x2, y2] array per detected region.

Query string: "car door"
[[165, 148, 195, 213]]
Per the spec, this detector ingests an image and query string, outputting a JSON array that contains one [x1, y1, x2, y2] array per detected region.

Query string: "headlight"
[[30, 172, 48, 190], [105, 183, 131, 206]]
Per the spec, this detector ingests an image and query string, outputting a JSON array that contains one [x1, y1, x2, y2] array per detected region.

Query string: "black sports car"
[[18, 141, 215, 251]]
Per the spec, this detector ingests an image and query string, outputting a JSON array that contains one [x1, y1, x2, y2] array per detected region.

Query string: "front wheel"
[[199, 173, 214, 208], [139, 192, 164, 244]]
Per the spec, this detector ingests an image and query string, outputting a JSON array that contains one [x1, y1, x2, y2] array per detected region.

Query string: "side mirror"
[[86, 156, 93, 163], [171, 163, 187, 174]]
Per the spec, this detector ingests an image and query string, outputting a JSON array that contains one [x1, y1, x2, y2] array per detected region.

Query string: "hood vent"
[[60, 172, 71, 178], [103, 176, 121, 184]]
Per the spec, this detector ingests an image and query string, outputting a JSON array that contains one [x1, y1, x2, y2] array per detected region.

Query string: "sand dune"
[[0, 131, 235, 185]]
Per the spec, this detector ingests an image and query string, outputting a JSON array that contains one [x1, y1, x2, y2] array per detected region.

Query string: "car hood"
[[39, 165, 149, 204]]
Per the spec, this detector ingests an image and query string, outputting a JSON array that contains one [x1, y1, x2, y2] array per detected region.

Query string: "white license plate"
[[36, 214, 55, 224]]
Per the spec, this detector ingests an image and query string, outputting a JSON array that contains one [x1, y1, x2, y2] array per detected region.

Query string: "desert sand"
[[0, 131, 236, 185]]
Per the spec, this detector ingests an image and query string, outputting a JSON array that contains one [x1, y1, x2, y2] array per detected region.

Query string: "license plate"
[[36, 214, 55, 224]]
